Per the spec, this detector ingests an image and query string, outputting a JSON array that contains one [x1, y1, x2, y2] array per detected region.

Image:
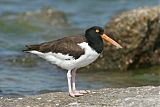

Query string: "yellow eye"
[[95, 29, 99, 33]]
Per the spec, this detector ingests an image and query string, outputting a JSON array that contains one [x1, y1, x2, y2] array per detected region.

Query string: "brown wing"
[[23, 35, 87, 59]]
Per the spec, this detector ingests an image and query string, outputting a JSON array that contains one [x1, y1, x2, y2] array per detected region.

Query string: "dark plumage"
[[85, 26, 104, 53], [24, 35, 87, 59]]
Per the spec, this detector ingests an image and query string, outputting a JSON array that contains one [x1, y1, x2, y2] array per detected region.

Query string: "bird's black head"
[[85, 26, 122, 53], [85, 26, 104, 36], [85, 26, 105, 53]]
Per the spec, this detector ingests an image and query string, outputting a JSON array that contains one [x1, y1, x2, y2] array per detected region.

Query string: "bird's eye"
[[95, 29, 99, 33]]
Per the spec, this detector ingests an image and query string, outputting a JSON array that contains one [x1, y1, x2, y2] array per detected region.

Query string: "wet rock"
[[0, 7, 68, 31], [21, 7, 68, 27], [0, 7, 72, 51], [0, 86, 159, 107], [89, 6, 160, 71]]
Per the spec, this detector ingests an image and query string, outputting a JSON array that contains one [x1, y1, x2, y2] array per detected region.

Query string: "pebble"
[[47, 99, 52, 102], [69, 102, 79, 106], [92, 92, 97, 94], [55, 103, 59, 106], [37, 97, 42, 100], [18, 98, 23, 100]]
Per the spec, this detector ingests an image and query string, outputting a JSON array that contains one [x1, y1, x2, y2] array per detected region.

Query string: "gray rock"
[[0, 86, 160, 107], [0, 7, 68, 28], [0, 7, 69, 43], [87, 6, 160, 71]]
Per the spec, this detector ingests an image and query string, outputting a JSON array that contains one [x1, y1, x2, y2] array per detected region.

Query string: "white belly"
[[29, 42, 100, 70]]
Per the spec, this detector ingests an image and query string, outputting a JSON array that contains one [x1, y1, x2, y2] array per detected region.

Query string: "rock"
[[89, 6, 160, 71], [0, 7, 71, 51], [20, 7, 68, 27], [0, 86, 160, 107], [0, 7, 68, 36]]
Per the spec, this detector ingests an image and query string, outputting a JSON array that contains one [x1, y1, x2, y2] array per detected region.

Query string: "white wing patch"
[[28, 42, 100, 70], [28, 51, 75, 60], [46, 52, 74, 60]]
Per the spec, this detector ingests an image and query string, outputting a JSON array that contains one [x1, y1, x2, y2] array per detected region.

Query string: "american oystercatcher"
[[23, 26, 122, 97]]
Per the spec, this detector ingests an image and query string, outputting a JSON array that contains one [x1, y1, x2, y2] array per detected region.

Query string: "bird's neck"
[[87, 39, 104, 53]]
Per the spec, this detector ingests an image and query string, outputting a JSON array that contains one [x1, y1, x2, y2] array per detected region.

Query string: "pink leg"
[[67, 70, 72, 94], [71, 69, 77, 91], [71, 69, 88, 94], [67, 69, 83, 97]]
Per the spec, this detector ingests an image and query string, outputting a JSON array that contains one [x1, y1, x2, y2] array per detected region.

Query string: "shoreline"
[[0, 86, 160, 107]]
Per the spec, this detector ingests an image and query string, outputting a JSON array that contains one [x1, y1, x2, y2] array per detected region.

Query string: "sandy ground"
[[0, 86, 160, 107]]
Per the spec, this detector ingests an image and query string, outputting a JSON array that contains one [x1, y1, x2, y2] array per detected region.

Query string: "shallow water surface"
[[0, 0, 160, 96]]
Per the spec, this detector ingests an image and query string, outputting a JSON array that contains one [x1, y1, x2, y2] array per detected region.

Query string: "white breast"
[[75, 42, 100, 68], [29, 42, 100, 70]]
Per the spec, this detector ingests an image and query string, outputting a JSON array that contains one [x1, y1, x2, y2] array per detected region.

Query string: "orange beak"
[[101, 34, 122, 48]]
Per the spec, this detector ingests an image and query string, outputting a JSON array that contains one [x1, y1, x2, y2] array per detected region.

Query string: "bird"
[[23, 26, 122, 97]]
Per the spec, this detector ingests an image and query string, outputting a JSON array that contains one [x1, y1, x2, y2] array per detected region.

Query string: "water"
[[0, 0, 160, 96]]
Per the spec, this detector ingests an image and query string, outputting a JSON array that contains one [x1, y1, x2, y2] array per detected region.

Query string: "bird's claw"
[[74, 90, 88, 94], [69, 90, 89, 97], [69, 92, 84, 97]]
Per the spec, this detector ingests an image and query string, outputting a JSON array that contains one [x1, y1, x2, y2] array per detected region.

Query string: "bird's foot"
[[69, 92, 84, 97], [74, 90, 88, 94], [69, 90, 89, 97]]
